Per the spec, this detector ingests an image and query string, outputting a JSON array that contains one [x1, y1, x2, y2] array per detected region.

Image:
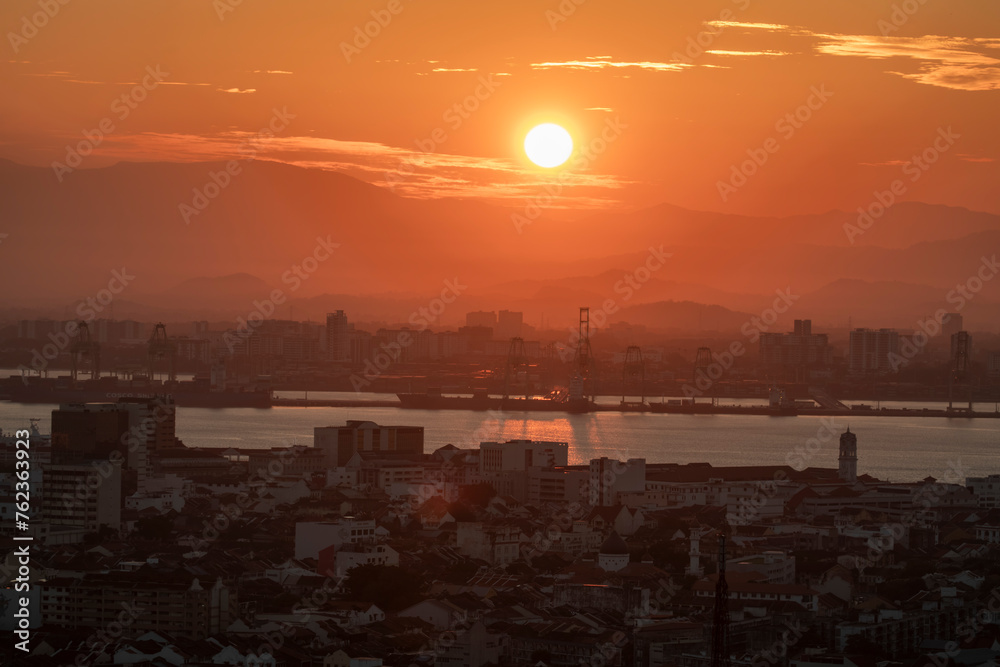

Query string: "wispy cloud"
[[531, 56, 688, 72], [251, 69, 293, 75], [815, 33, 1000, 91], [700, 20, 1000, 91], [859, 160, 910, 167], [17, 69, 212, 87], [83, 132, 630, 207], [705, 21, 793, 31], [20, 71, 72, 77], [219, 87, 256, 94], [705, 50, 791, 57], [413, 60, 480, 73]]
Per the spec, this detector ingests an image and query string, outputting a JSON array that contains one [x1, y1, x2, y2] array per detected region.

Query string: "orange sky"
[[2, 0, 998, 216]]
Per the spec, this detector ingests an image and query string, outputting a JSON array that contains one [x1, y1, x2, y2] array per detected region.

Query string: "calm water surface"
[[2, 396, 998, 482]]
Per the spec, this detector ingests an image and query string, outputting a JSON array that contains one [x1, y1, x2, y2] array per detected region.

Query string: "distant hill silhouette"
[[0, 158, 997, 331]]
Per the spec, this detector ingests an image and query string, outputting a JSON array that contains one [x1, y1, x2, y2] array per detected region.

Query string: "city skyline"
[[2, 1, 1000, 665]]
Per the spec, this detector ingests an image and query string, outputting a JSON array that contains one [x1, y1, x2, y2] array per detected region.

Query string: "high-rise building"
[[350, 328, 374, 364], [231, 319, 322, 360], [942, 312, 964, 339], [374, 327, 434, 362], [848, 328, 901, 374], [466, 311, 498, 329], [51, 397, 176, 485], [174, 336, 213, 363], [326, 310, 351, 362], [51, 403, 130, 463], [41, 461, 122, 532], [589, 457, 646, 507], [74, 319, 146, 344], [496, 310, 524, 340], [118, 396, 177, 474], [457, 326, 493, 353], [314, 420, 424, 467], [988, 352, 1000, 378], [758, 319, 832, 373]]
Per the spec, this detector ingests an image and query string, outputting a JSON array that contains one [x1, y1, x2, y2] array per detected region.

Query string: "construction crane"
[[148, 323, 177, 382], [572, 307, 597, 404], [694, 346, 715, 405], [502, 337, 530, 401], [621, 345, 645, 407], [949, 331, 973, 412], [70, 321, 101, 381], [694, 347, 713, 376]]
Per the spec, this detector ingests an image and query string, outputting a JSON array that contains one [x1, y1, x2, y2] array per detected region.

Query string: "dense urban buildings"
[[7, 310, 1000, 407], [4, 1, 998, 664], [3, 398, 1000, 665]]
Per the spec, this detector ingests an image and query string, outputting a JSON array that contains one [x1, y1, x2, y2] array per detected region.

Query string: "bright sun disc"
[[524, 123, 573, 168]]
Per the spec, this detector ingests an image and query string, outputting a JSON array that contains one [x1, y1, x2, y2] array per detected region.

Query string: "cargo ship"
[[648, 386, 800, 416], [647, 400, 798, 416], [396, 387, 592, 413], [647, 399, 719, 414], [1, 375, 272, 408]]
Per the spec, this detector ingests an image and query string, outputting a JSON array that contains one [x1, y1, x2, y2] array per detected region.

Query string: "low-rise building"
[[295, 518, 377, 560], [437, 621, 502, 667], [727, 551, 796, 585], [693, 579, 819, 612], [835, 607, 971, 657], [456, 521, 522, 565], [590, 457, 646, 507], [967, 474, 1000, 507], [40, 574, 236, 640], [314, 421, 424, 467], [318, 542, 399, 577]]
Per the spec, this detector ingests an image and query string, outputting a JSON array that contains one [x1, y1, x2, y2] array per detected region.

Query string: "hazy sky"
[[2, 0, 998, 215]]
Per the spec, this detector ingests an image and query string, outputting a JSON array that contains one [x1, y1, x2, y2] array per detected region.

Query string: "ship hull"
[[397, 393, 590, 413], [3, 383, 272, 408], [648, 403, 797, 416]]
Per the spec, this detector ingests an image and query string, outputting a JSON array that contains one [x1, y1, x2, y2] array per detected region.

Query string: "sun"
[[524, 123, 573, 168]]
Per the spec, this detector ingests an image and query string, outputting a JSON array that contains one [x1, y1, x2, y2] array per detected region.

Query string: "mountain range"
[[0, 158, 997, 332]]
